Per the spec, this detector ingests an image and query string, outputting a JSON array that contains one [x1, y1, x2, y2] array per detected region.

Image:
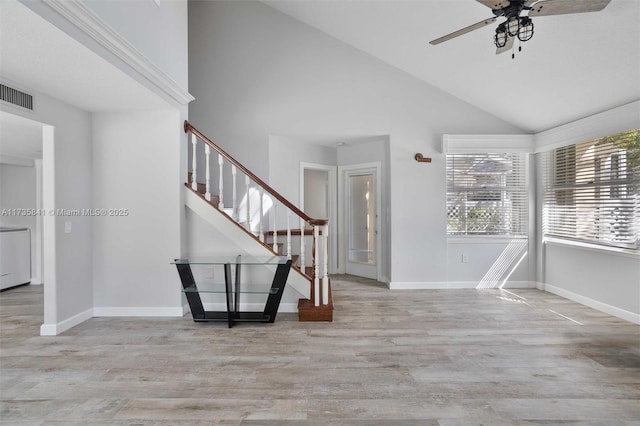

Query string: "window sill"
[[544, 237, 640, 259], [448, 235, 528, 244]]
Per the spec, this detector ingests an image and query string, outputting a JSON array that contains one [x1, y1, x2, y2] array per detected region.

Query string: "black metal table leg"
[[263, 259, 292, 323], [224, 262, 233, 328], [176, 263, 206, 321]]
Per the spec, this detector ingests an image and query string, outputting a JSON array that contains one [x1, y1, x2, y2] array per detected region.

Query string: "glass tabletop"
[[182, 284, 279, 294], [172, 255, 289, 265]]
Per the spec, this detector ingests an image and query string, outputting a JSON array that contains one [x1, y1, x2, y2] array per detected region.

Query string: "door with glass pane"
[[344, 167, 379, 280]]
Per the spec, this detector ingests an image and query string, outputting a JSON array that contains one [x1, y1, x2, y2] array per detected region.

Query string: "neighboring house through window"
[[447, 153, 528, 236], [542, 129, 640, 250]]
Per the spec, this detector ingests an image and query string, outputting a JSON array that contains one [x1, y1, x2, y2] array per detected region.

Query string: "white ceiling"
[[0, 1, 169, 113], [1, 0, 636, 137], [263, 0, 640, 133]]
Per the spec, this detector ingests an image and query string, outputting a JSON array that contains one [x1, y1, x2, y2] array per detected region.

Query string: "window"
[[447, 153, 528, 236], [542, 129, 640, 250]]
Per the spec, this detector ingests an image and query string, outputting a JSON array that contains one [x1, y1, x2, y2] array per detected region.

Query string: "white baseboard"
[[388, 281, 537, 290], [30, 277, 42, 285], [202, 302, 298, 313], [38, 302, 295, 336], [543, 283, 640, 324], [40, 307, 93, 336], [388, 281, 449, 290], [93, 306, 185, 317]]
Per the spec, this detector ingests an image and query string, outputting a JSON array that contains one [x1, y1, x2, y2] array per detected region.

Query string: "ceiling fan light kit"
[[430, 0, 612, 58]]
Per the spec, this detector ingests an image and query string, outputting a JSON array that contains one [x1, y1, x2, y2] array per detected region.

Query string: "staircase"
[[184, 121, 333, 321]]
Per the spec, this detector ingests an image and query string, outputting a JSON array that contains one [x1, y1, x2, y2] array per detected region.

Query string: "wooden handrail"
[[185, 120, 327, 226]]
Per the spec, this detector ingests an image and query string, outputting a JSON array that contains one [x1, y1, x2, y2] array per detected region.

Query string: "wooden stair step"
[[298, 281, 333, 322]]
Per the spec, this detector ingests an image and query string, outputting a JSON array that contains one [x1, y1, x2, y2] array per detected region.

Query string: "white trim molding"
[[388, 281, 537, 290], [93, 307, 186, 317], [544, 237, 639, 260], [442, 134, 534, 154], [534, 101, 640, 153], [40, 307, 93, 336], [542, 283, 640, 325], [42, 0, 194, 106]]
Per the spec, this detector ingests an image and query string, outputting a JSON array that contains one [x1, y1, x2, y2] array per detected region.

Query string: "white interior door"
[[341, 164, 380, 280]]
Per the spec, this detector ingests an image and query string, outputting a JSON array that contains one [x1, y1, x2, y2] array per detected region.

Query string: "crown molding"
[[533, 101, 640, 153], [442, 134, 534, 154], [42, 0, 194, 106]]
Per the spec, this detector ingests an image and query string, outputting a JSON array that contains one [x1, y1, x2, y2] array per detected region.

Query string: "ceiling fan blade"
[[496, 35, 515, 54], [430, 17, 497, 45], [529, 0, 612, 16], [476, 0, 511, 10]]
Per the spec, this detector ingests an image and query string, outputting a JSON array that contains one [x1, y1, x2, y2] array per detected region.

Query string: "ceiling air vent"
[[0, 83, 33, 111]]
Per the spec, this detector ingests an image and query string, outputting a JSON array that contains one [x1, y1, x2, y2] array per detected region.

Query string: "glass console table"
[[172, 255, 292, 328]]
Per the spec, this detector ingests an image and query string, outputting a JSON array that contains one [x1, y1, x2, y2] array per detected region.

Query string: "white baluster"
[[245, 175, 251, 231], [204, 145, 211, 202], [259, 187, 264, 242], [286, 209, 292, 260], [218, 154, 224, 209], [232, 165, 237, 221], [190, 134, 198, 191], [299, 218, 305, 271], [322, 223, 329, 305], [272, 201, 278, 253], [313, 224, 320, 307]]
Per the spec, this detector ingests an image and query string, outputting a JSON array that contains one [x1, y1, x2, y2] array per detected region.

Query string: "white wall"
[[544, 243, 639, 321], [446, 239, 530, 288], [92, 110, 184, 315], [534, 102, 640, 322], [1, 92, 94, 332], [188, 0, 521, 286], [83, 0, 188, 88], [0, 163, 38, 279], [268, 137, 337, 207]]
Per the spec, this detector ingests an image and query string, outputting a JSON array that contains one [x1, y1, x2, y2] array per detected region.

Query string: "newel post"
[[313, 224, 320, 307], [321, 223, 329, 305]]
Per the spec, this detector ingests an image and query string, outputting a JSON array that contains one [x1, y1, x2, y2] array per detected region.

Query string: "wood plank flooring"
[[1, 276, 639, 425]]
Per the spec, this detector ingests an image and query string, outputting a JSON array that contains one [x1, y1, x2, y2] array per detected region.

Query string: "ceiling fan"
[[430, 0, 612, 57]]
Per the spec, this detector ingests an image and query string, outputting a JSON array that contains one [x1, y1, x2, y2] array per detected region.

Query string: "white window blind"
[[542, 129, 640, 250], [447, 153, 528, 236]]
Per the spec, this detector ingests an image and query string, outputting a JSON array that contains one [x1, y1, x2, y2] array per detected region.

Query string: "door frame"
[[299, 162, 338, 274], [338, 162, 382, 280]]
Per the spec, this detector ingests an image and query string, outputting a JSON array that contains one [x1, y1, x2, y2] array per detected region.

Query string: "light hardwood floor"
[[1, 276, 639, 425]]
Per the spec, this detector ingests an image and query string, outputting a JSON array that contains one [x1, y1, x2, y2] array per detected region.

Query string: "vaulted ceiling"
[[263, 0, 640, 133], [1, 0, 637, 143]]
